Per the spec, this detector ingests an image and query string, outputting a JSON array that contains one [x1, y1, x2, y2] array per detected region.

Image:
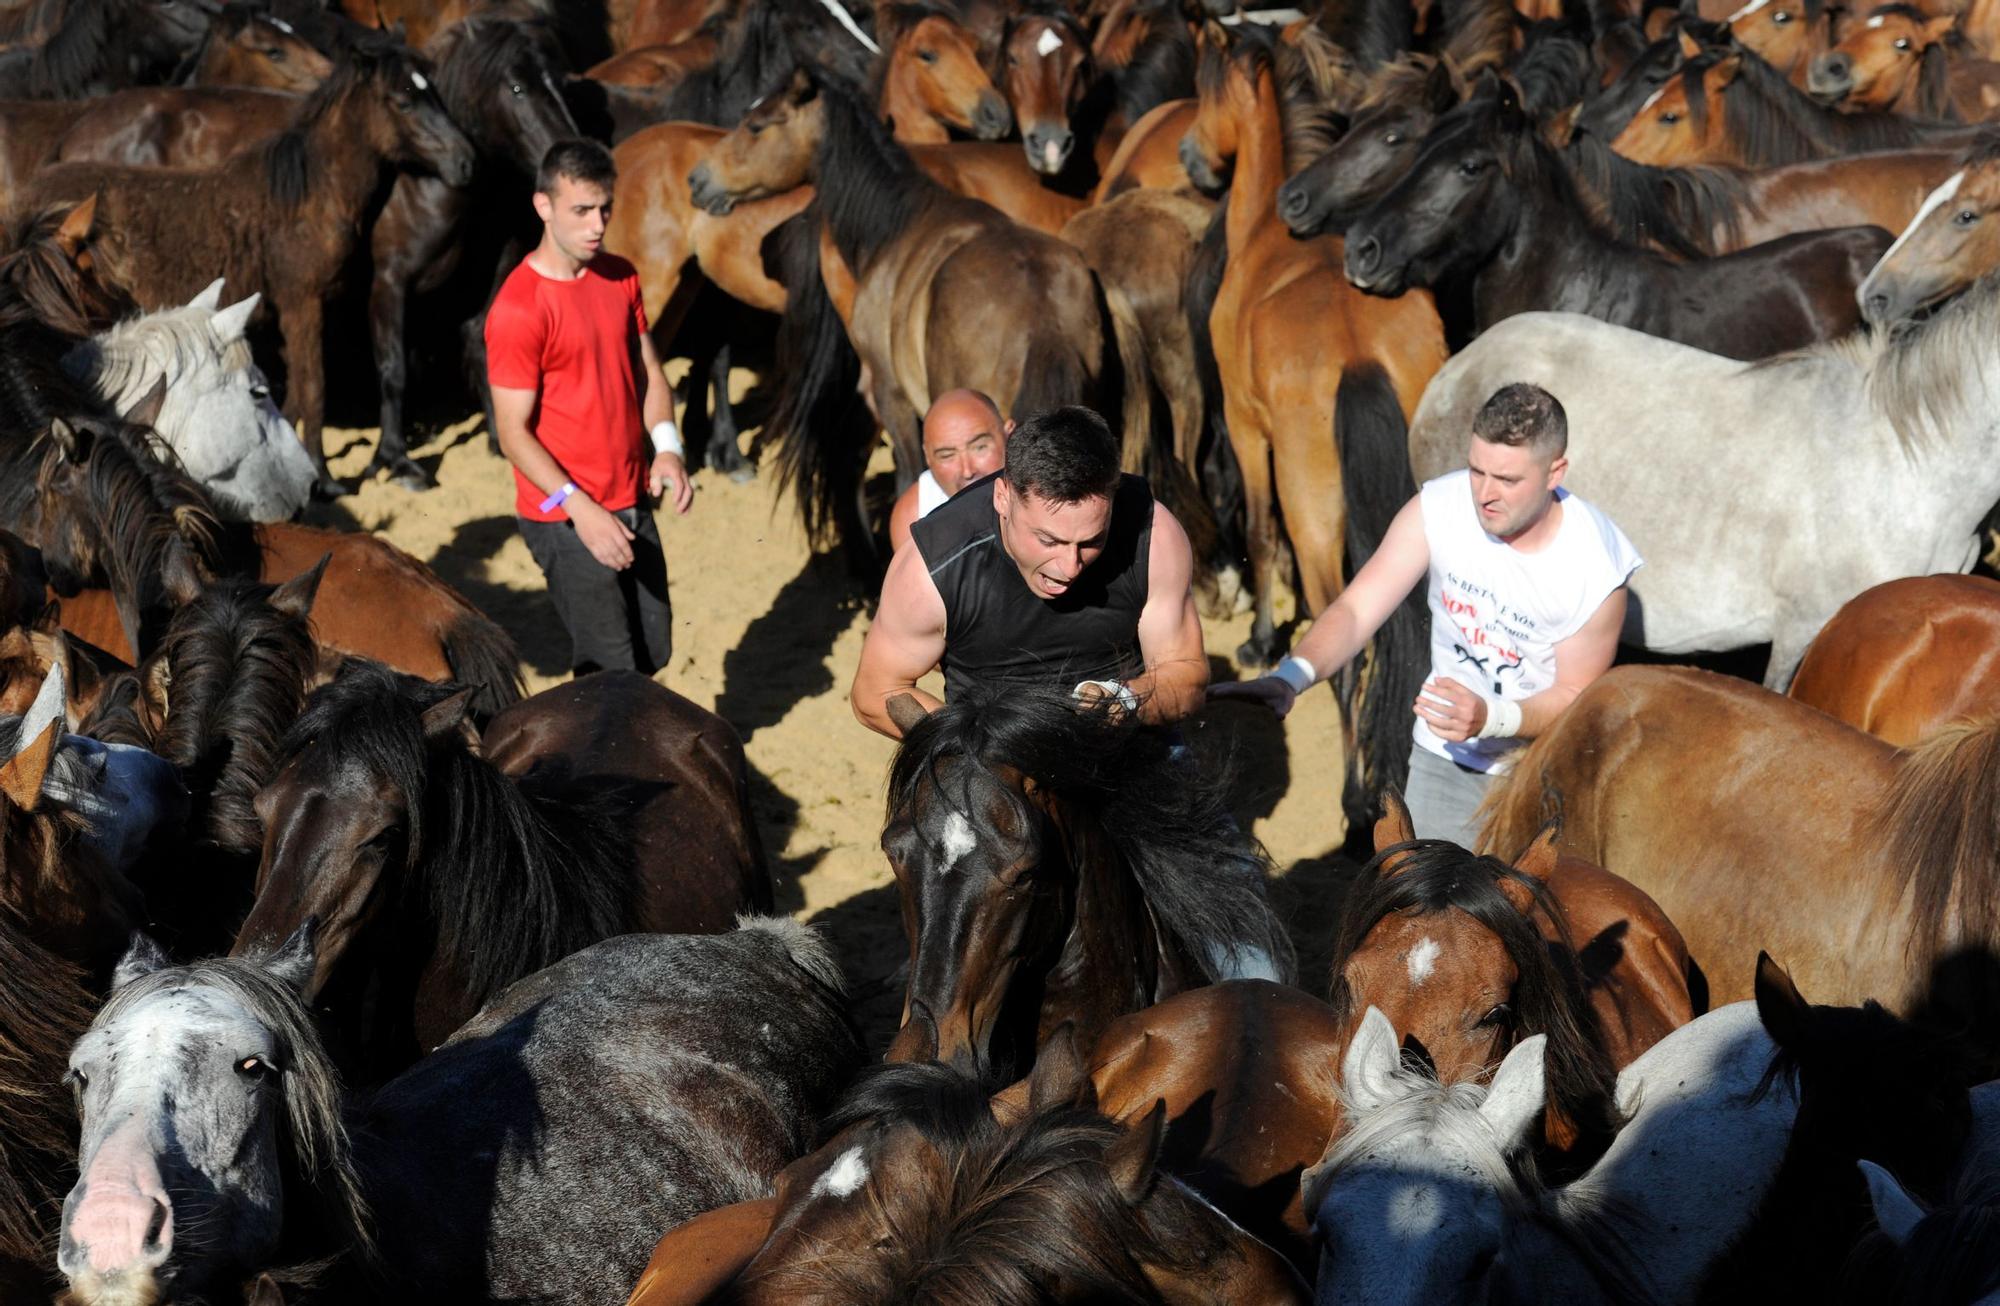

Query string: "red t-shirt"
[[484, 252, 650, 522]]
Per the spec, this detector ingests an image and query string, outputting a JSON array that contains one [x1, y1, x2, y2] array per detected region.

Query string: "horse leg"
[[282, 297, 342, 501], [367, 267, 439, 491], [1227, 409, 1282, 668], [367, 181, 461, 491], [702, 338, 753, 482], [874, 374, 924, 493]]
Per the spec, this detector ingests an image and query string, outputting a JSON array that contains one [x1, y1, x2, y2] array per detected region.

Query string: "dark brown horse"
[[626, 1040, 1311, 1305], [1481, 664, 2000, 1011], [188, 4, 333, 91], [876, 688, 1293, 1079], [0, 0, 211, 99], [1790, 575, 2000, 747], [233, 662, 772, 1080], [20, 38, 475, 498]]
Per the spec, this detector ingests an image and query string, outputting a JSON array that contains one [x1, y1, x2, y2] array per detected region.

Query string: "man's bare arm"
[[492, 383, 636, 570], [1420, 587, 1627, 742], [1125, 503, 1207, 723], [637, 332, 674, 432], [851, 543, 949, 738], [637, 333, 692, 514], [887, 483, 921, 554]]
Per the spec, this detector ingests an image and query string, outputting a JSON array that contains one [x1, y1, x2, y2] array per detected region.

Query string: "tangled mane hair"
[[887, 687, 1295, 985], [1559, 126, 1749, 258], [745, 1059, 1231, 1304], [0, 201, 131, 339], [264, 36, 428, 208], [1839, 1162, 2000, 1305], [0, 900, 92, 1266], [1101, 0, 1196, 124], [652, 0, 802, 127], [1328, 839, 1625, 1150], [272, 661, 639, 1011], [1195, 20, 1347, 172], [70, 298, 261, 429], [149, 578, 318, 856], [1683, 42, 1966, 168], [91, 950, 378, 1279], [1872, 719, 2000, 981], [806, 67, 939, 274]]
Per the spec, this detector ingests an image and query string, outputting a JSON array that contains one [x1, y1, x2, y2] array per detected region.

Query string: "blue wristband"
[[538, 481, 577, 514]]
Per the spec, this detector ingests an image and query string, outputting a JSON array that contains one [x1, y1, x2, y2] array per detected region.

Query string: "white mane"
[[72, 304, 257, 412]]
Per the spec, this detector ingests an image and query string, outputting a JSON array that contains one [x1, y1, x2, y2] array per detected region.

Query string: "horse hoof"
[[1235, 635, 1280, 670], [312, 474, 351, 501], [390, 460, 435, 491], [727, 465, 756, 485]]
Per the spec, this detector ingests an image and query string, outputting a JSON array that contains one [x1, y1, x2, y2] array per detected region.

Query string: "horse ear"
[[187, 277, 226, 312], [1544, 102, 1581, 149], [54, 194, 97, 254], [160, 539, 206, 608], [1709, 53, 1742, 89], [890, 1001, 942, 1063], [1753, 951, 1811, 1050], [1104, 1099, 1166, 1204], [887, 692, 931, 735], [245, 1273, 287, 1306], [1858, 1159, 1927, 1246], [1478, 1033, 1548, 1147], [112, 932, 172, 990], [1922, 13, 1956, 44], [211, 293, 260, 343], [1341, 1006, 1404, 1113], [33, 600, 59, 633], [268, 555, 330, 621], [120, 376, 169, 430], [1677, 27, 1702, 58], [20, 660, 64, 756], [142, 650, 172, 725], [1372, 790, 1415, 854], [420, 687, 478, 745], [0, 718, 57, 810], [262, 915, 318, 995], [1028, 1021, 1091, 1112], [47, 416, 89, 463], [1422, 57, 1459, 113]]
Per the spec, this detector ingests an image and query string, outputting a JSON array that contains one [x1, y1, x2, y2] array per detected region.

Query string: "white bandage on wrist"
[[1476, 695, 1523, 739], [1271, 655, 1317, 696], [649, 419, 684, 458], [1073, 679, 1139, 713]]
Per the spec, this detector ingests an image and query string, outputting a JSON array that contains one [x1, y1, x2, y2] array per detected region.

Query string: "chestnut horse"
[[1808, 4, 2000, 119], [1857, 139, 2000, 324], [1480, 664, 2000, 1010], [1730, 0, 1839, 87], [1790, 575, 2000, 746], [234, 662, 772, 1082]]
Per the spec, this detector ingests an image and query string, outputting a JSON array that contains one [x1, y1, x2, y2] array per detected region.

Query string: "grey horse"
[[57, 918, 862, 1305], [1406, 269, 2000, 687]]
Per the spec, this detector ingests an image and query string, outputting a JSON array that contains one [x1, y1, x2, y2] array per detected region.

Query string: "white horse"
[[63, 279, 314, 523], [1404, 266, 2000, 687]]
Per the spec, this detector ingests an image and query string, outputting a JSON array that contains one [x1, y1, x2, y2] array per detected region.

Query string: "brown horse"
[[1731, 0, 1840, 87], [233, 662, 772, 1080], [188, 5, 333, 92], [1003, 5, 1120, 181], [1480, 664, 2000, 1010], [1790, 575, 2000, 746], [1858, 137, 2000, 324], [874, 2, 1013, 144], [1808, 4, 2000, 118], [1096, 95, 1196, 196], [19, 40, 475, 498], [625, 1035, 1311, 1305]]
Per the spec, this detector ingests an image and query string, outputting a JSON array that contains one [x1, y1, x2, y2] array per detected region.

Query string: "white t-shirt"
[[916, 469, 949, 519], [1414, 470, 1642, 774]]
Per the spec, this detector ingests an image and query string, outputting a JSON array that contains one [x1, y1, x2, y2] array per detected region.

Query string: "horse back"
[[1790, 573, 2000, 747], [1545, 853, 1700, 1065]]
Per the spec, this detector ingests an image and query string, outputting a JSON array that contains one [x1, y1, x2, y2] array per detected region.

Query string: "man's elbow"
[[850, 678, 891, 737]]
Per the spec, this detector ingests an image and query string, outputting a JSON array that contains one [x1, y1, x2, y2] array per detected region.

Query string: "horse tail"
[[1011, 327, 1091, 420], [759, 205, 876, 559], [1332, 360, 1426, 839], [442, 608, 526, 720], [1879, 721, 2000, 975], [1101, 275, 1154, 473]]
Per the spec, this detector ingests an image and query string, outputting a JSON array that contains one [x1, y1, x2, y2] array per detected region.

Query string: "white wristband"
[[1073, 679, 1139, 713], [1271, 655, 1317, 696], [1476, 695, 1523, 739], [649, 420, 684, 457]]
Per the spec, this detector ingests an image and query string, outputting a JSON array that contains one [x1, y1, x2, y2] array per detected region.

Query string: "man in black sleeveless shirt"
[[851, 405, 1206, 737]]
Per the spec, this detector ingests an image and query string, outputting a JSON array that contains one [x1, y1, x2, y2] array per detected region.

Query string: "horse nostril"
[[1863, 291, 1891, 319], [1277, 182, 1309, 220], [1350, 235, 1380, 273]]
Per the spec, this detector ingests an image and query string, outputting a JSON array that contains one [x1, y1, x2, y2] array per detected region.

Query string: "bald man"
[[887, 389, 1014, 552]]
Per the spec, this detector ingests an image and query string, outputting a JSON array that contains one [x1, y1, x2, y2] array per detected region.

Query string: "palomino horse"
[[1182, 18, 1444, 827], [1343, 76, 1891, 360], [877, 689, 1293, 1077], [1789, 575, 2000, 747], [1334, 798, 1696, 1162], [1401, 262, 2000, 686], [686, 66, 1106, 520], [61, 921, 860, 1306], [1306, 962, 1972, 1305], [1481, 664, 2000, 1008], [21, 40, 475, 499], [233, 662, 771, 1079], [1857, 142, 2000, 325], [1809, 4, 2000, 119], [625, 1033, 1311, 1304]]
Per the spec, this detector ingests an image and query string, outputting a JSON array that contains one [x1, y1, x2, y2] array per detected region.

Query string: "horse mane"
[[1839, 1161, 2000, 1305], [0, 201, 131, 338], [888, 688, 1295, 985], [74, 299, 258, 440], [276, 661, 639, 1010], [1512, 23, 1595, 116], [0, 709, 113, 888], [25, 0, 114, 98], [1328, 839, 1625, 1148], [811, 70, 943, 275], [1327, 0, 1416, 72], [1199, 21, 1345, 170], [1717, 44, 1961, 164], [149, 578, 316, 855], [1560, 125, 1747, 257], [1874, 720, 2000, 978], [263, 38, 410, 208], [32, 421, 218, 610], [0, 899, 92, 1265], [1913, 39, 1958, 120], [1802, 264, 2000, 450], [654, 0, 800, 126], [752, 1059, 1229, 1303], [1104, 0, 1196, 123], [1434, 0, 1518, 73], [92, 952, 378, 1276]]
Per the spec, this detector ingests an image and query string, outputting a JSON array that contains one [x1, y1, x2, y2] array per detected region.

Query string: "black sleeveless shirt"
[[912, 472, 1154, 703]]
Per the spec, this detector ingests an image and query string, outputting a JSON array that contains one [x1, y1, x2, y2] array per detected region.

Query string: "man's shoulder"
[[490, 259, 545, 315], [589, 252, 640, 286]]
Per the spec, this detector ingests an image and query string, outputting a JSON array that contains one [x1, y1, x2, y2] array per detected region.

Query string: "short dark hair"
[[535, 139, 616, 198], [1003, 405, 1120, 504], [1472, 382, 1567, 458]]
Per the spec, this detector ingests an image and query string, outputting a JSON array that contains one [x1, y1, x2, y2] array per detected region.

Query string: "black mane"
[[263, 37, 418, 207]]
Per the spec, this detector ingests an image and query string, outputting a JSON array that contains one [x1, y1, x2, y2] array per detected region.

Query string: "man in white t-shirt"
[[887, 389, 1014, 552], [1213, 383, 1642, 847]]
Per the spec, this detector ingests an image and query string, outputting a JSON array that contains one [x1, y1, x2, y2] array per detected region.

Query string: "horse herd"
[[2, 0, 2000, 1301]]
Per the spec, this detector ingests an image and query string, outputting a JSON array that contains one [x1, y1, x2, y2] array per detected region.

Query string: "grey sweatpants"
[[518, 506, 672, 677], [1403, 744, 1496, 850]]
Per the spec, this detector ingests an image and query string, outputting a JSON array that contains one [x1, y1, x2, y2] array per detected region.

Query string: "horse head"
[[195, 7, 334, 94], [1002, 10, 1091, 175], [878, 5, 1011, 142], [1608, 50, 1743, 166], [1807, 5, 1955, 110], [1858, 156, 2000, 326], [1277, 55, 1467, 237], [1729, 0, 1835, 85], [688, 65, 825, 215], [429, 16, 579, 174], [339, 38, 476, 188]]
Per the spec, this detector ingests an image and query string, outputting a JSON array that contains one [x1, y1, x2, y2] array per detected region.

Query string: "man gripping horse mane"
[[851, 404, 1206, 737], [1216, 383, 1642, 847]]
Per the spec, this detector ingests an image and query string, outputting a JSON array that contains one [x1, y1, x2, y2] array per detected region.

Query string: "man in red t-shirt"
[[486, 139, 694, 676]]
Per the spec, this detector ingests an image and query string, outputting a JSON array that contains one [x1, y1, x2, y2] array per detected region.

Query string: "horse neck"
[[1477, 146, 1626, 314], [816, 91, 940, 276], [289, 83, 403, 227], [1222, 65, 1289, 254]]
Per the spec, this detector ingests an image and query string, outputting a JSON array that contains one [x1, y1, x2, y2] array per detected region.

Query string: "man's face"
[[1466, 437, 1566, 539], [533, 175, 612, 265], [925, 408, 1008, 496], [994, 478, 1112, 600]]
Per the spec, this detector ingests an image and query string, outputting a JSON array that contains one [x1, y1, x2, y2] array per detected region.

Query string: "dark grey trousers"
[[518, 506, 671, 677], [1403, 743, 1495, 849]]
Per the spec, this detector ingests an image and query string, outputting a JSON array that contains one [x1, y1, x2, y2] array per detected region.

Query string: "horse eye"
[[511, 83, 524, 95], [1771, 8, 1791, 19], [251, 383, 270, 399], [1007, 53, 1018, 65], [1660, 111, 1682, 125], [237, 1056, 275, 1078], [918, 48, 938, 64], [1894, 37, 1912, 49], [266, 46, 286, 59], [67, 1068, 88, 1090], [1957, 209, 1980, 226], [1383, 131, 1401, 145], [1457, 159, 1483, 177], [1476, 1003, 1512, 1028]]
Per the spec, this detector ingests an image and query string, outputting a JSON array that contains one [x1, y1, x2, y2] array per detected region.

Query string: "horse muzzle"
[[972, 93, 1013, 143], [1275, 173, 1331, 237], [1806, 53, 1854, 103], [686, 164, 737, 217], [60, 1123, 176, 1294], [1343, 231, 1401, 294], [1178, 136, 1224, 193], [1024, 126, 1075, 176]]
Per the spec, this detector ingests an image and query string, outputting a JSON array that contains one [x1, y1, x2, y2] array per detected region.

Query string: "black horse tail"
[[759, 205, 876, 561], [1011, 328, 1091, 420], [1332, 360, 1426, 843], [443, 608, 526, 721]]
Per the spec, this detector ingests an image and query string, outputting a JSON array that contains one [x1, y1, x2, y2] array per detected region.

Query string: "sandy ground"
[[308, 370, 1354, 1050]]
